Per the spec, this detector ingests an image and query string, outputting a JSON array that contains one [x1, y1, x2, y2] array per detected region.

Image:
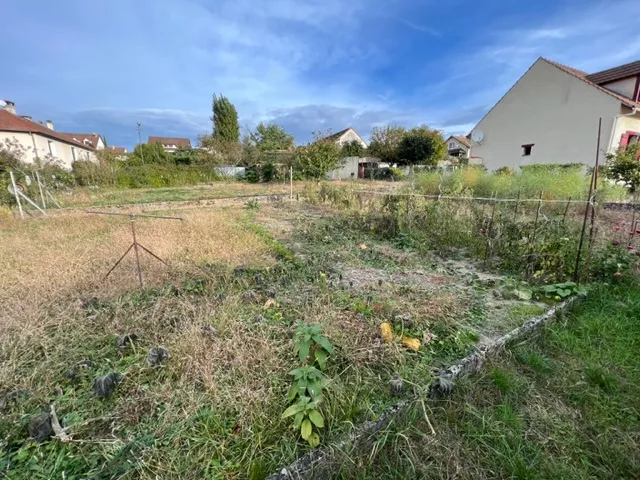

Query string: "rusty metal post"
[[573, 117, 601, 282], [513, 190, 520, 222], [131, 216, 144, 288], [562, 196, 571, 224]]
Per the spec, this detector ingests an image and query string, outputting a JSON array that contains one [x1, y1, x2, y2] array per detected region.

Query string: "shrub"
[[604, 143, 640, 192]]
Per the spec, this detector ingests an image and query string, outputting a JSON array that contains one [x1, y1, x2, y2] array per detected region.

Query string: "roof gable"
[[148, 136, 191, 148], [321, 127, 367, 145], [446, 135, 470, 148], [543, 58, 640, 108]]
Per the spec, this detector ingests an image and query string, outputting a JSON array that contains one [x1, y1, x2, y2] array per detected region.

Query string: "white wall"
[[609, 109, 640, 151], [0, 132, 96, 169], [336, 129, 367, 147], [601, 77, 637, 99], [469, 58, 622, 170], [328, 157, 359, 179]]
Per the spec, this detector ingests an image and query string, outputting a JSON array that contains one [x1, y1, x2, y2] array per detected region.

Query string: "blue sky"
[[2, 0, 640, 149]]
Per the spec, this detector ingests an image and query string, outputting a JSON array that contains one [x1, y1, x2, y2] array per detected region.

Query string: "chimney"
[[46, 120, 54, 130], [2, 100, 16, 115]]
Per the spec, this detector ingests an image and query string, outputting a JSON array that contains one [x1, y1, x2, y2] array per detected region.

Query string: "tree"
[[250, 123, 294, 152], [211, 94, 240, 142], [295, 133, 342, 180], [605, 142, 640, 192], [340, 140, 365, 157], [197, 133, 242, 165], [367, 125, 406, 163], [397, 126, 446, 166], [131, 142, 172, 165]]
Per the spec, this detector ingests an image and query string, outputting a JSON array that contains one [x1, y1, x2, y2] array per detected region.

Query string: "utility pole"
[[137, 122, 145, 164]]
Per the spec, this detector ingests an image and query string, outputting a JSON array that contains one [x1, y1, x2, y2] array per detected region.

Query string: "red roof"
[[148, 136, 191, 148], [586, 60, 640, 85], [0, 109, 95, 150], [62, 133, 102, 148], [107, 146, 126, 153], [542, 58, 640, 108]]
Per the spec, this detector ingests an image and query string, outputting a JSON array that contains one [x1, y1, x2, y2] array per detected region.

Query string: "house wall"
[[0, 131, 95, 169], [601, 77, 637, 99], [469, 58, 621, 170], [609, 108, 640, 151], [446, 137, 470, 157], [337, 130, 367, 148], [328, 157, 359, 180]]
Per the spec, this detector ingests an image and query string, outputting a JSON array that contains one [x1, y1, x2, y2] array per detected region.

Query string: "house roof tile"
[[542, 58, 640, 109], [585, 60, 640, 85], [148, 136, 191, 147], [0, 109, 96, 150], [107, 146, 126, 153], [452, 135, 470, 147]]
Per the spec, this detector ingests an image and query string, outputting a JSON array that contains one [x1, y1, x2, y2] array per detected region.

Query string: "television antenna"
[[86, 211, 183, 287]]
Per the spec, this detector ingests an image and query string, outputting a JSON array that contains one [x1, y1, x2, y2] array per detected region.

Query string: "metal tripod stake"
[[87, 211, 183, 287]]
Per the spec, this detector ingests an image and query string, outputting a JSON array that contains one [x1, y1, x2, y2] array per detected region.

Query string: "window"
[[48, 140, 57, 156], [71, 147, 77, 161], [522, 144, 534, 156], [449, 142, 455, 149]]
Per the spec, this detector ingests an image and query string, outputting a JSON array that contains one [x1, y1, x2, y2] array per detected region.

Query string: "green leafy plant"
[[536, 282, 586, 300], [283, 321, 333, 446]]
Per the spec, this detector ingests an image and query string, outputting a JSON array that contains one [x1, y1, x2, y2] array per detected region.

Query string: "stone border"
[[267, 295, 582, 479]]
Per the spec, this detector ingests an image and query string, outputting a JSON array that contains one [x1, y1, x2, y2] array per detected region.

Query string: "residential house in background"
[[106, 146, 127, 153], [322, 127, 368, 148], [322, 127, 381, 179], [148, 136, 191, 152], [63, 133, 106, 150], [0, 100, 97, 168], [445, 135, 471, 158], [468, 57, 640, 170]]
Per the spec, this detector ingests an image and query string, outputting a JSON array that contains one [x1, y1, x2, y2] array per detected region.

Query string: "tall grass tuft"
[[414, 167, 628, 201]]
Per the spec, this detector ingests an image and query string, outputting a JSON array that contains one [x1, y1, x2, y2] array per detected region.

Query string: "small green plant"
[[283, 321, 334, 447], [244, 198, 260, 210], [536, 282, 586, 300]]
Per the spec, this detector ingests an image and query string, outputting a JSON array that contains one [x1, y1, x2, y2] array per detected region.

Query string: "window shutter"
[[620, 133, 631, 149]]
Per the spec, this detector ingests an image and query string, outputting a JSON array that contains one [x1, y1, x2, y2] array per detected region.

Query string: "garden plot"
[[0, 201, 563, 479]]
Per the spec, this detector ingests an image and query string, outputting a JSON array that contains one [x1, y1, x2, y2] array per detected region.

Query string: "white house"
[[0, 100, 97, 168], [468, 57, 640, 170], [148, 136, 191, 152], [322, 127, 368, 148], [445, 135, 471, 158]]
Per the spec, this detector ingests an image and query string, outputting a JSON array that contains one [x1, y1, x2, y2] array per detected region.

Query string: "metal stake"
[[562, 196, 571, 224], [35, 171, 46, 209], [90, 211, 183, 287], [573, 117, 601, 282]]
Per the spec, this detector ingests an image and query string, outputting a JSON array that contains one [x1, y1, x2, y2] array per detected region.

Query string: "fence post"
[[562, 196, 571, 224], [290, 166, 293, 201], [513, 190, 520, 221], [9, 171, 24, 219]]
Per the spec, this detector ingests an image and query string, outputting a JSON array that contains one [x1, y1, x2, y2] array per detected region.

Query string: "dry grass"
[[0, 206, 271, 326]]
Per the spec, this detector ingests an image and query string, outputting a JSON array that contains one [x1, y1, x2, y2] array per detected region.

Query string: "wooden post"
[[290, 166, 293, 200], [9, 171, 24, 219], [513, 190, 520, 222]]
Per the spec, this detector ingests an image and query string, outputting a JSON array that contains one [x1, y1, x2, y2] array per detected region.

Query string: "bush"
[[116, 164, 219, 188], [605, 143, 640, 192]]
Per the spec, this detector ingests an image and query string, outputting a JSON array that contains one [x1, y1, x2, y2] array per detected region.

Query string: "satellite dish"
[[471, 130, 484, 142]]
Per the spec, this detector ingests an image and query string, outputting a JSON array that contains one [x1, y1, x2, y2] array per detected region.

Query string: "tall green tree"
[[250, 123, 294, 152], [211, 94, 240, 142], [295, 132, 342, 180], [397, 126, 446, 166], [340, 140, 365, 157], [367, 125, 406, 163]]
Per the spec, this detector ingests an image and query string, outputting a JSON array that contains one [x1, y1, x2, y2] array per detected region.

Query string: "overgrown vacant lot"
[[340, 283, 640, 479], [0, 193, 632, 479]]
